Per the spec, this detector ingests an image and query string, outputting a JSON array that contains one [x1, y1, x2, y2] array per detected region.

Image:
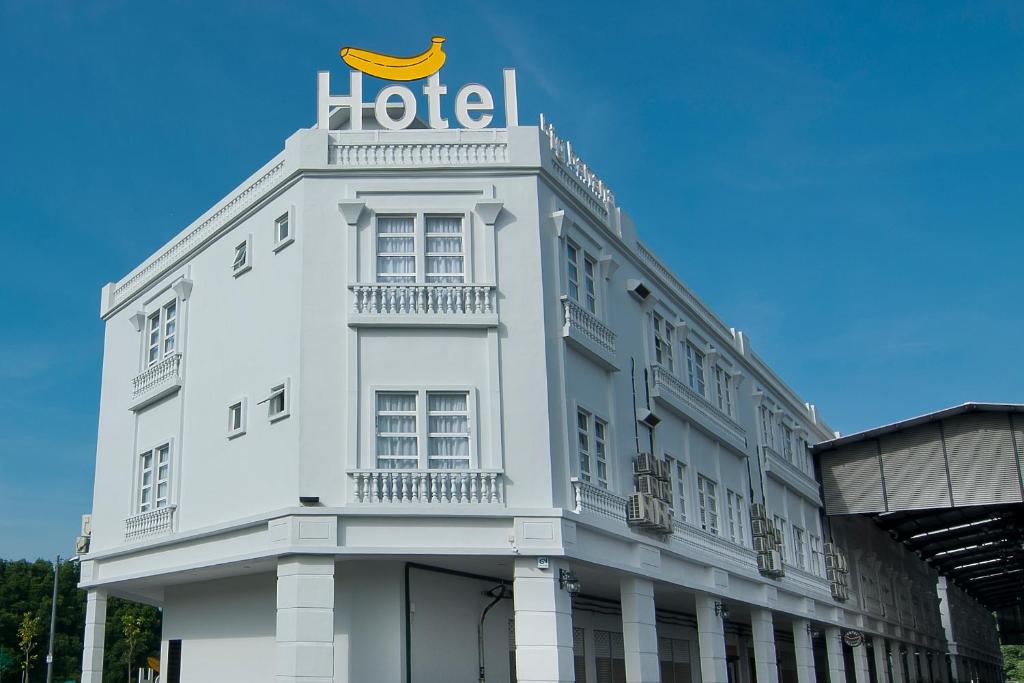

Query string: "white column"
[[825, 626, 847, 683], [874, 636, 891, 683], [620, 577, 660, 683], [81, 589, 107, 683], [513, 558, 575, 683], [750, 609, 779, 683], [695, 594, 729, 683], [792, 619, 816, 683], [276, 555, 335, 683], [891, 642, 907, 683], [850, 639, 871, 683]]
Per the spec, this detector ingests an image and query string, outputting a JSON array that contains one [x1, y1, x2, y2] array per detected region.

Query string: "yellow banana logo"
[[340, 36, 447, 81]]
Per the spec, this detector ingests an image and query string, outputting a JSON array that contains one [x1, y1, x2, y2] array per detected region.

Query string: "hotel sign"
[[318, 36, 518, 131]]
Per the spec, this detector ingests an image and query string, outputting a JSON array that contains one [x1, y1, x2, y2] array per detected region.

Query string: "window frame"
[[684, 342, 706, 397], [575, 404, 610, 489], [373, 211, 471, 285], [696, 474, 719, 536], [652, 312, 675, 373], [143, 298, 179, 368], [726, 489, 745, 546], [273, 207, 296, 252], [232, 234, 253, 277], [371, 386, 477, 470], [714, 365, 733, 416], [227, 397, 247, 439], [263, 378, 291, 423], [565, 239, 599, 315], [137, 441, 172, 514], [668, 456, 687, 522], [792, 524, 807, 570], [773, 514, 788, 561]]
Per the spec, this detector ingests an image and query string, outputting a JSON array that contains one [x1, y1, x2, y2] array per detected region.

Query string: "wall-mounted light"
[[559, 569, 581, 595], [806, 623, 819, 638], [714, 601, 729, 619]]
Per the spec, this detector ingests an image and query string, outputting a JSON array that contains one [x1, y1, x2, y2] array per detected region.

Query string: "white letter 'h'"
[[317, 71, 364, 131]]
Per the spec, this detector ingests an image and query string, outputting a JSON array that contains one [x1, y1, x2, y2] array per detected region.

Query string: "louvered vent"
[[880, 423, 951, 510], [945, 413, 1022, 506], [822, 440, 885, 514]]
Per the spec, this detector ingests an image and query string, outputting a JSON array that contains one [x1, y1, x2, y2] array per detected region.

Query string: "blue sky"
[[1, 1, 1021, 560]]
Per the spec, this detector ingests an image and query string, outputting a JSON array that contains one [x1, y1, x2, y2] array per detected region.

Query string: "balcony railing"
[[650, 365, 746, 450], [762, 444, 821, 502], [671, 521, 759, 569], [560, 296, 617, 369], [349, 284, 497, 326], [124, 505, 176, 542], [571, 478, 628, 522], [129, 353, 183, 411], [351, 469, 504, 504]]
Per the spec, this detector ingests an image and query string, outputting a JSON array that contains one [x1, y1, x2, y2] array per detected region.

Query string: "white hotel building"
[[78, 67, 997, 683]]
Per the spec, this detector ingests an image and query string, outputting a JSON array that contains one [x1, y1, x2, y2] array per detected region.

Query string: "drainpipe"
[[478, 585, 507, 683]]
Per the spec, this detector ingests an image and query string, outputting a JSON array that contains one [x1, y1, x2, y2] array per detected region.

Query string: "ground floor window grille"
[[594, 630, 626, 683], [573, 627, 586, 682], [658, 637, 693, 683], [139, 444, 170, 512]]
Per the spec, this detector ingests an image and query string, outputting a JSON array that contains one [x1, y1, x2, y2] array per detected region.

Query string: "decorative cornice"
[[338, 200, 366, 226]]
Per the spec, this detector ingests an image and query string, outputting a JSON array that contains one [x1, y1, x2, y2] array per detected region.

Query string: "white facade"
[[80, 70, 967, 683]]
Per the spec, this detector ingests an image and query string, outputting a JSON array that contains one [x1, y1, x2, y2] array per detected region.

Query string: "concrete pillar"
[[908, 648, 920, 683], [276, 555, 335, 683], [513, 557, 575, 683], [850, 638, 871, 683], [620, 577, 659, 683], [939, 654, 951, 683], [891, 642, 907, 683], [825, 626, 847, 683], [695, 594, 729, 683], [873, 636, 891, 683], [791, 619, 816, 683], [81, 589, 107, 683], [750, 609, 779, 683]]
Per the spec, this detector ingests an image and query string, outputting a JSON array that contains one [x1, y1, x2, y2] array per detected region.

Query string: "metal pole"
[[45, 555, 59, 683]]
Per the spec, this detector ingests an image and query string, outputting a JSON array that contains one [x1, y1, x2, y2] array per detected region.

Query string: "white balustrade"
[[352, 470, 503, 504], [671, 521, 759, 569], [329, 140, 509, 167], [571, 478, 628, 522], [130, 353, 182, 403], [561, 296, 616, 353], [651, 364, 745, 446], [351, 283, 495, 316], [124, 505, 176, 542]]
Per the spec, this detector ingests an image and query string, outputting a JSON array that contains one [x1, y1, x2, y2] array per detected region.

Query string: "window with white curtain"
[[146, 301, 177, 366], [670, 457, 687, 522], [810, 533, 824, 576], [566, 240, 597, 313], [697, 475, 719, 535], [781, 423, 794, 462], [427, 392, 470, 469], [726, 489, 745, 546], [653, 313, 674, 372], [577, 408, 592, 483], [376, 215, 416, 282], [425, 216, 464, 282], [684, 342, 705, 396], [375, 389, 473, 469], [139, 443, 170, 513]]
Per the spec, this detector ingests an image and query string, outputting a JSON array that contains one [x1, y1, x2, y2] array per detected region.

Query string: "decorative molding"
[[474, 200, 504, 226], [551, 210, 566, 238], [598, 254, 618, 280], [129, 311, 146, 332], [338, 200, 366, 226], [172, 278, 194, 302]]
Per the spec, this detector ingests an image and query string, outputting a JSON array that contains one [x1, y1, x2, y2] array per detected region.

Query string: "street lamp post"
[[45, 555, 59, 683]]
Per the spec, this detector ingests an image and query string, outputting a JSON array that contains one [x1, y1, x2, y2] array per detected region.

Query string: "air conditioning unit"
[[757, 550, 784, 576], [826, 567, 842, 583], [634, 453, 658, 476], [75, 535, 90, 555], [750, 503, 767, 520], [753, 536, 774, 553], [627, 492, 658, 528], [823, 542, 837, 556], [626, 278, 652, 301], [655, 459, 671, 482], [638, 409, 662, 428], [635, 474, 660, 497], [751, 519, 769, 537], [836, 552, 848, 572], [654, 500, 673, 532], [830, 582, 849, 601], [658, 480, 673, 502]]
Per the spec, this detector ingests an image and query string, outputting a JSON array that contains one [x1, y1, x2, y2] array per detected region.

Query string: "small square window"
[[232, 236, 252, 277], [273, 211, 294, 252], [264, 379, 290, 422], [227, 399, 246, 438]]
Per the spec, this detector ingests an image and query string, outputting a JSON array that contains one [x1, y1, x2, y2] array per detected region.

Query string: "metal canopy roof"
[[814, 403, 1024, 611], [870, 503, 1024, 610]]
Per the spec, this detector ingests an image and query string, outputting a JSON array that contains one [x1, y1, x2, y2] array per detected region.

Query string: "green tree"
[[0, 646, 17, 682], [17, 613, 41, 683], [120, 614, 143, 683], [1003, 645, 1024, 683]]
